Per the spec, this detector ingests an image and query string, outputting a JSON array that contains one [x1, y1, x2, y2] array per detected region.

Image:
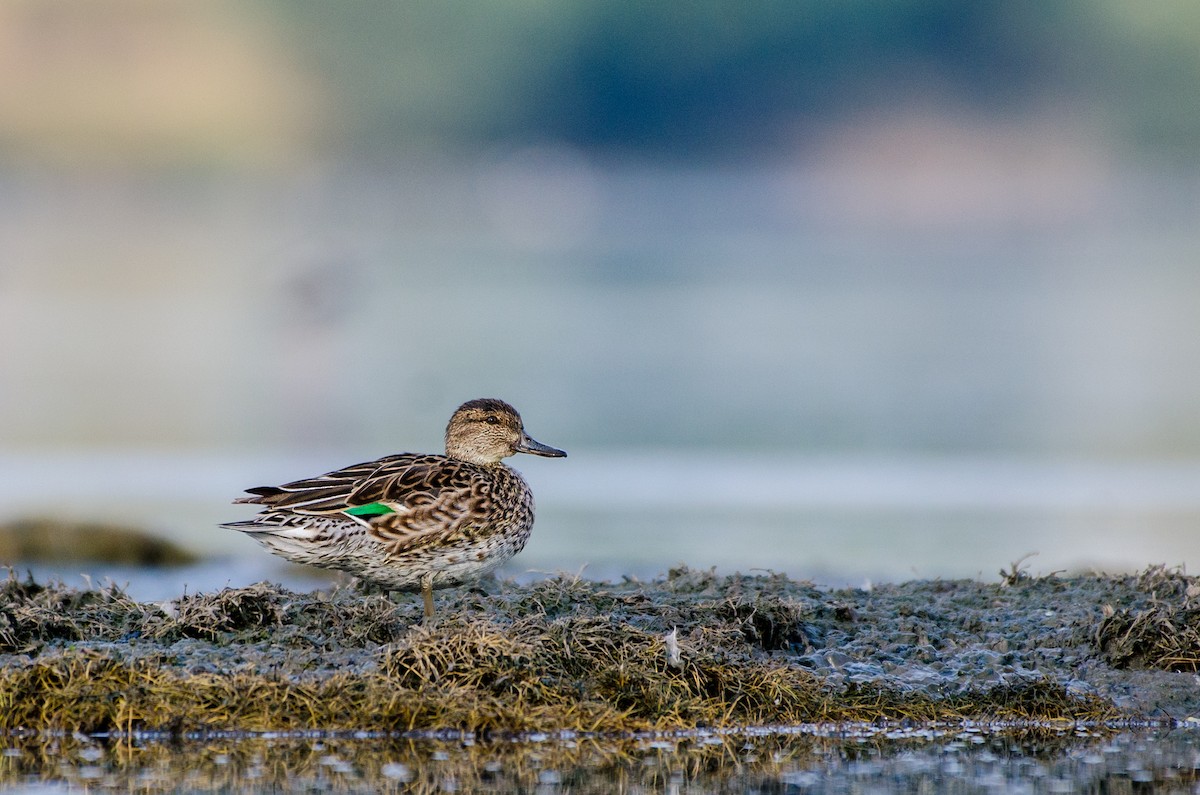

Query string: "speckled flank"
[[222, 398, 565, 613]]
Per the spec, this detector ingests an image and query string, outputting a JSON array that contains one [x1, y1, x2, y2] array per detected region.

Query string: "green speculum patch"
[[344, 502, 397, 517]]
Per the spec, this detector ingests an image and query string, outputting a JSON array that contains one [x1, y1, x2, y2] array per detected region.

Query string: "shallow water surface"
[[4, 452, 1200, 601], [2, 724, 1197, 794]]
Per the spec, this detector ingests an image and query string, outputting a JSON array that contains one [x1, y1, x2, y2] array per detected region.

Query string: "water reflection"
[[1, 724, 1196, 793]]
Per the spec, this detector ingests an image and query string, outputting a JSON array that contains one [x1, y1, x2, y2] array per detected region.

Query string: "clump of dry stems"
[[0, 566, 1126, 734]]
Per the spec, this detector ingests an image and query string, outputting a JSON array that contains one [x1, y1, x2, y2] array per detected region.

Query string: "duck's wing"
[[364, 460, 500, 552], [233, 453, 493, 549], [233, 453, 455, 514]]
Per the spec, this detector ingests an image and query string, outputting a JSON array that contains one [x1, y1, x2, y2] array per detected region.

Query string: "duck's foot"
[[421, 578, 435, 620]]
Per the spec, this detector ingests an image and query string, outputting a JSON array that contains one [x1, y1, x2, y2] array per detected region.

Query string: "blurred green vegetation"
[[269, 0, 1200, 158]]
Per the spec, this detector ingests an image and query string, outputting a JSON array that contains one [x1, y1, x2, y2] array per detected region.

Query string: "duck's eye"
[[484, 415, 500, 425]]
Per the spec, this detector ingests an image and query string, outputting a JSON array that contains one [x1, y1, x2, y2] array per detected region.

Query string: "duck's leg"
[[421, 575, 435, 619]]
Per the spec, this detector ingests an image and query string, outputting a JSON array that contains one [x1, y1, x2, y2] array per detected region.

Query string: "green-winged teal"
[[223, 398, 566, 617]]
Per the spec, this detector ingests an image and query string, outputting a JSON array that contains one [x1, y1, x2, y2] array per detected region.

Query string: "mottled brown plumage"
[[223, 399, 566, 617]]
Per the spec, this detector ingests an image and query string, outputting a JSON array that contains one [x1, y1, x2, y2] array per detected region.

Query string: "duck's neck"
[[445, 448, 504, 467]]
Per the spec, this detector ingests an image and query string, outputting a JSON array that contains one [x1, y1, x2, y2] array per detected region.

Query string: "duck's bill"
[[516, 433, 567, 458]]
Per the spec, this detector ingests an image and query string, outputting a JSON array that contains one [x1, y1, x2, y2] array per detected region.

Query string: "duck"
[[223, 398, 566, 617]]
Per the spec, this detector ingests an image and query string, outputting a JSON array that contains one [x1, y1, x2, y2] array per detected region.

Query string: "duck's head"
[[445, 398, 567, 466]]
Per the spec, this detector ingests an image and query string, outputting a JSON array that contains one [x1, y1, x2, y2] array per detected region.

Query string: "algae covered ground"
[[2, 563, 1199, 736]]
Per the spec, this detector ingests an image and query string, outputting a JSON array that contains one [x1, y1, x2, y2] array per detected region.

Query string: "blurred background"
[[2, 1, 1199, 598]]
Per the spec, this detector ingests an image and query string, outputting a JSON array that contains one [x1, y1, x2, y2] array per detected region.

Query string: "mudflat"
[[1, 564, 1197, 734]]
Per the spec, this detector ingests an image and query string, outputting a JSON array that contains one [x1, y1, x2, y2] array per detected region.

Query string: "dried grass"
[[1095, 565, 1200, 671], [0, 567, 1122, 735]]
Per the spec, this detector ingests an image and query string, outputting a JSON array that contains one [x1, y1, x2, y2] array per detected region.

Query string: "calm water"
[[3, 450, 1200, 600], [5, 163, 1200, 460], [2, 724, 1198, 793]]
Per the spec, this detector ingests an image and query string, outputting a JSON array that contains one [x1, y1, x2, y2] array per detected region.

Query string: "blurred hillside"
[[1, 2, 1199, 165], [269, 1, 1200, 159]]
